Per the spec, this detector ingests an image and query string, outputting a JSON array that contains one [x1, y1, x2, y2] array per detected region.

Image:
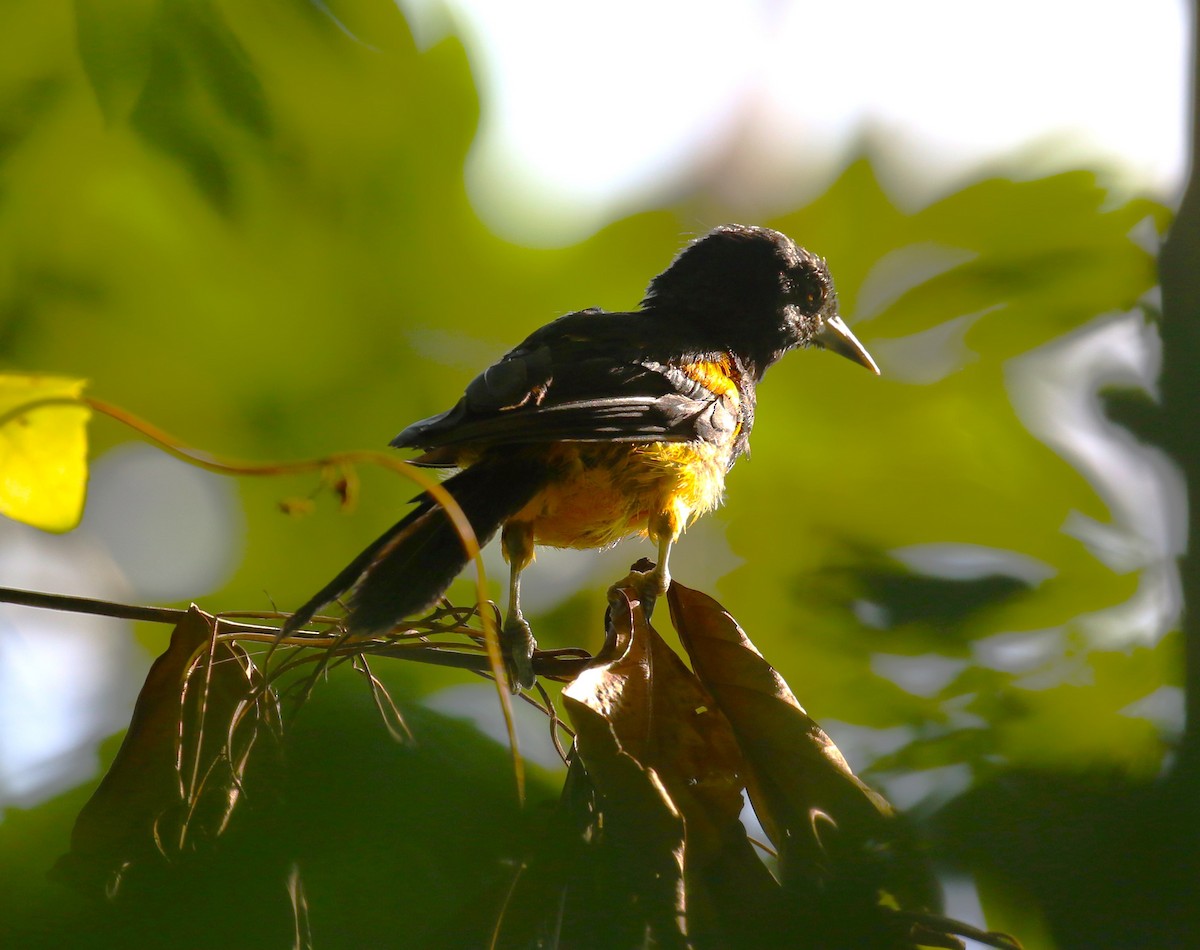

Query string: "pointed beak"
[[817, 314, 880, 375]]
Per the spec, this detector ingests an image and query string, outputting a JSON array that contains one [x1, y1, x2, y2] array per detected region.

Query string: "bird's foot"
[[501, 612, 538, 692], [627, 556, 668, 619]]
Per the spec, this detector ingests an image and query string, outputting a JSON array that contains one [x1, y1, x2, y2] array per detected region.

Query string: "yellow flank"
[[509, 441, 732, 551], [680, 358, 740, 406]]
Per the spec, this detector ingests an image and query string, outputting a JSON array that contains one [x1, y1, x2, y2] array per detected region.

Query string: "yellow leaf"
[[0, 374, 91, 532]]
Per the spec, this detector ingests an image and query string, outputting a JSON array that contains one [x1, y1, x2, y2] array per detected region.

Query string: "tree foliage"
[[0, 1, 1188, 948]]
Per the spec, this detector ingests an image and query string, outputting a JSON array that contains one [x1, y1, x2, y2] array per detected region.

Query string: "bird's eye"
[[796, 276, 824, 312]]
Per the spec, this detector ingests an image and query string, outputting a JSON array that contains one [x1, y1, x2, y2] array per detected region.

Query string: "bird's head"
[[642, 224, 879, 378]]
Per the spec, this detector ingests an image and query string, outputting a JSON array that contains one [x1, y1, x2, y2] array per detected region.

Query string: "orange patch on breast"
[[512, 441, 732, 550], [679, 358, 741, 407]]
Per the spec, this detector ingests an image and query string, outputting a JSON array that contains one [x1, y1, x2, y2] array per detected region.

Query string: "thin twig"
[[0, 585, 189, 625], [0, 585, 582, 675]]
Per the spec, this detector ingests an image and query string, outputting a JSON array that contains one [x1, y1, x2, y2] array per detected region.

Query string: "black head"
[[642, 224, 878, 377]]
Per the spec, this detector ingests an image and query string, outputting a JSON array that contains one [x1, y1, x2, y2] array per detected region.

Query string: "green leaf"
[[74, 0, 159, 123]]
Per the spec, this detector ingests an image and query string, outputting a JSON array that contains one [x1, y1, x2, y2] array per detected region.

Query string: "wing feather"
[[392, 309, 745, 455]]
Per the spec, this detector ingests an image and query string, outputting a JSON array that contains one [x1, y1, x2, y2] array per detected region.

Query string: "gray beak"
[[817, 314, 880, 375]]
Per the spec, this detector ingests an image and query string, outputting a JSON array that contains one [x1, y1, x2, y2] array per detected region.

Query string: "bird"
[[282, 224, 878, 687]]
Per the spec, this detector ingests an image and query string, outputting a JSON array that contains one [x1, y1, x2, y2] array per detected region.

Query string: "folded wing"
[[392, 310, 747, 461]]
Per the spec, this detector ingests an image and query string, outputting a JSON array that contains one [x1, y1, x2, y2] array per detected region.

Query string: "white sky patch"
[[1006, 312, 1186, 646], [760, 1, 1188, 197], [820, 719, 914, 771], [1, 447, 244, 811], [0, 525, 143, 808], [423, 682, 566, 770], [973, 627, 1068, 674], [400, 0, 1187, 244], [872, 762, 974, 812], [83, 445, 243, 601], [854, 244, 979, 323], [1119, 685, 1185, 738], [890, 543, 1057, 584], [867, 308, 992, 384], [871, 652, 970, 698]]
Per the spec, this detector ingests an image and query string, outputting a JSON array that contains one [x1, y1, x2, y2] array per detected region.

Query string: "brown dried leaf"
[[550, 581, 794, 946], [54, 606, 281, 895], [564, 584, 747, 863], [561, 640, 688, 943], [666, 582, 895, 879]]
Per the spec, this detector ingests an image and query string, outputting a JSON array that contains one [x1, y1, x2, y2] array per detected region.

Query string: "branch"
[[0, 585, 593, 679]]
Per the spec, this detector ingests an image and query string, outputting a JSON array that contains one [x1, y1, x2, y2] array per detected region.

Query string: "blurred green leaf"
[[74, 0, 158, 123]]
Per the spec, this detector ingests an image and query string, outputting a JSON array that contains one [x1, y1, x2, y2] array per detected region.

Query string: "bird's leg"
[[650, 533, 673, 600], [638, 508, 680, 618], [500, 522, 537, 691]]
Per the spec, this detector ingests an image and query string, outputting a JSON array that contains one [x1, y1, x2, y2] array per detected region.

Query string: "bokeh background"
[[0, 1, 1194, 947]]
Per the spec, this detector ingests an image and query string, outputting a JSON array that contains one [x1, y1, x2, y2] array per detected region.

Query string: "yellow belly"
[[511, 441, 731, 549]]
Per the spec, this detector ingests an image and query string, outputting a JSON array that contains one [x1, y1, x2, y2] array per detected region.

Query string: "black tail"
[[282, 456, 549, 635]]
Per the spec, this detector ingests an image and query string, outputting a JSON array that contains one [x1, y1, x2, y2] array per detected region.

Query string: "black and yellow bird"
[[283, 224, 878, 686]]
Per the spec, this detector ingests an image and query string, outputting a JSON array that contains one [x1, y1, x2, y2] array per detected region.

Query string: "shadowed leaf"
[[667, 579, 946, 929], [496, 579, 789, 947], [564, 583, 747, 854], [53, 606, 281, 895]]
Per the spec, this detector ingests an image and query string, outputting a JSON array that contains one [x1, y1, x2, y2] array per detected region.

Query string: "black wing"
[[392, 308, 747, 459]]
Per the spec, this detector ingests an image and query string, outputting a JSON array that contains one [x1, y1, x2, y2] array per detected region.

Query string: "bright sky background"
[[402, 0, 1190, 245]]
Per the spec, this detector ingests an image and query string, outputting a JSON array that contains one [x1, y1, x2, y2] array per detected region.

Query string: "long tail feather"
[[282, 457, 548, 635]]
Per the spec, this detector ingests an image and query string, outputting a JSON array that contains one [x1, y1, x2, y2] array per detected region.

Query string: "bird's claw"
[[626, 557, 668, 619], [501, 613, 538, 692]]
